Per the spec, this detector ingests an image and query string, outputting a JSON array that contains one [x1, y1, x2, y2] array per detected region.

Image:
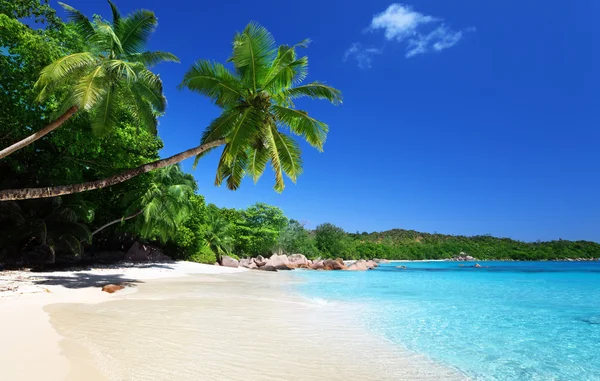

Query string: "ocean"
[[292, 261, 600, 380]]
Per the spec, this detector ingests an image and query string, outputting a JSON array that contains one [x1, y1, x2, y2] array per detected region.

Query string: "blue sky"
[[57, 1, 599, 242]]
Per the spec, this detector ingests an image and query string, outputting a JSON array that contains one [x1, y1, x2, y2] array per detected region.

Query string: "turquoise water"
[[292, 261, 600, 380]]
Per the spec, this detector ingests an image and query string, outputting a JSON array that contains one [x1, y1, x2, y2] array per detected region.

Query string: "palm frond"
[[92, 85, 117, 135], [272, 128, 303, 182], [223, 107, 262, 165], [214, 147, 248, 190], [93, 20, 123, 54], [70, 65, 107, 110], [231, 22, 276, 91], [271, 105, 328, 151], [103, 59, 137, 82], [58, 2, 96, 40], [179, 60, 243, 107], [35, 52, 97, 101], [130, 91, 158, 134], [200, 106, 249, 145], [263, 124, 285, 192], [133, 68, 166, 111], [263, 41, 310, 90], [118, 9, 157, 54], [107, 0, 121, 32], [246, 141, 270, 183], [280, 82, 342, 105], [126, 51, 180, 67]]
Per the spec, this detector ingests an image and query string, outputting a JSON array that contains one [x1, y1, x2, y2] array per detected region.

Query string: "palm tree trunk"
[[90, 209, 143, 237], [0, 106, 79, 159], [0, 139, 226, 201]]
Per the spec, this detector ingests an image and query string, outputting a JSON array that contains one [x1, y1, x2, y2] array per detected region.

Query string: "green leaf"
[[280, 82, 342, 105], [272, 128, 303, 182], [231, 22, 276, 91], [92, 85, 117, 135], [179, 60, 243, 107], [126, 51, 180, 67], [118, 9, 157, 54], [271, 105, 329, 151], [58, 2, 95, 41]]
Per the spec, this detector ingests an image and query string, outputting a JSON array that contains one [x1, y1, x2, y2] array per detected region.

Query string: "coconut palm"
[[180, 22, 342, 191], [0, 0, 178, 159], [91, 165, 196, 243], [204, 209, 234, 264], [0, 22, 341, 200]]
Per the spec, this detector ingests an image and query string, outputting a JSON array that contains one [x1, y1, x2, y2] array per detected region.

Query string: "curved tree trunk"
[[91, 209, 143, 237], [0, 139, 226, 201], [0, 106, 79, 159]]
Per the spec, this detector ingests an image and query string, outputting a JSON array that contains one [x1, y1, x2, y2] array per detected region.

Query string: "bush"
[[188, 244, 217, 264]]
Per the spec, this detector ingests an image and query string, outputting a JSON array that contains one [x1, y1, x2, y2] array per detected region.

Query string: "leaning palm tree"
[[90, 165, 196, 243], [0, 0, 178, 159], [0, 22, 341, 200], [204, 210, 234, 264]]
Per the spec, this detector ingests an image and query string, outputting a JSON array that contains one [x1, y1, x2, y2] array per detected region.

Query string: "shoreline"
[[1, 262, 466, 380]]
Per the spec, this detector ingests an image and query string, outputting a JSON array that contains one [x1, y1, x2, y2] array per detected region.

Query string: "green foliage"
[[188, 243, 217, 264], [0, 0, 62, 27], [125, 166, 197, 243], [34, 1, 178, 135], [344, 230, 600, 261], [231, 203, 287, 256], [277, 219, 318, 258], [315, 223, 352, 258], [180, 22, 342, 192], [203, 205, 234, 263]]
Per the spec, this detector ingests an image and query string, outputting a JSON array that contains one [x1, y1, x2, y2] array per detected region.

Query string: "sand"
[[0, 263, 466, 380], [0, 262, 245, 381]]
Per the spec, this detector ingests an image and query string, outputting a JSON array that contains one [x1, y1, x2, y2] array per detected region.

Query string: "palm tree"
[[204, 209, 234, 264], [0, 0, 178, 160], [0, 22, 341, 200], [91, 165, 196, 243]]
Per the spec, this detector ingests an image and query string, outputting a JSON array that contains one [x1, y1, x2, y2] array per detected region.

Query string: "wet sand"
[[45, 271, 466, 380]]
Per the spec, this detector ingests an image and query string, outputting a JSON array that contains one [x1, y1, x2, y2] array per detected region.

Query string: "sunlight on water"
[[292, 262, 600, 381]]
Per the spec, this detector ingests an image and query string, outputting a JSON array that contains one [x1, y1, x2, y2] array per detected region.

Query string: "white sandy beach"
[[0, 263, 466, 381]]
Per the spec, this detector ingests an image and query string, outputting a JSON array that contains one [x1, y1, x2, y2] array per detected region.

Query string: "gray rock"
[[125, 242, 171, 262], [254, 255, 267, 267], [265, 254, 291, 269], [239, 258, 254, 268], [221, 255, 239, 268], [288, 254, 308, 266]]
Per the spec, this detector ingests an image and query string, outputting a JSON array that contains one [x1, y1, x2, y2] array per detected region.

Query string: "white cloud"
[[370, 4, 438, 41], [344, 43, 382, 69], [344, 3, 473, 67], [406, 25, 465, 58]]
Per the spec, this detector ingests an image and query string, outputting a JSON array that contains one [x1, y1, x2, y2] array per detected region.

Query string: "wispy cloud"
[[344, 3, 473, 68], [343, 43, 382, 69]]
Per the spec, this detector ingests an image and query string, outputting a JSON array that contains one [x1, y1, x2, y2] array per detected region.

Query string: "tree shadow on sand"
[[25, 263, 177, 289]]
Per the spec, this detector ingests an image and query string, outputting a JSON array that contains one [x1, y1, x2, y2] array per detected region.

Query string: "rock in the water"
[[125, 241, 171, 262], [221, 255, 239, 268], [396, 265, 407, 269], [322, 258, 346, 270], [310, 260, 324, 270], [474, 263, 481, 268], [265, 254, 291, 269], [254, 255, 267, 267], [346, 259, 369, 271], [288, 254, 309, 266], [102, 284, 124, 293]]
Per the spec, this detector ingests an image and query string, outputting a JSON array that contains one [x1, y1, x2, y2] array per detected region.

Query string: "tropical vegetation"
[[1, 1, 598, 268]]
